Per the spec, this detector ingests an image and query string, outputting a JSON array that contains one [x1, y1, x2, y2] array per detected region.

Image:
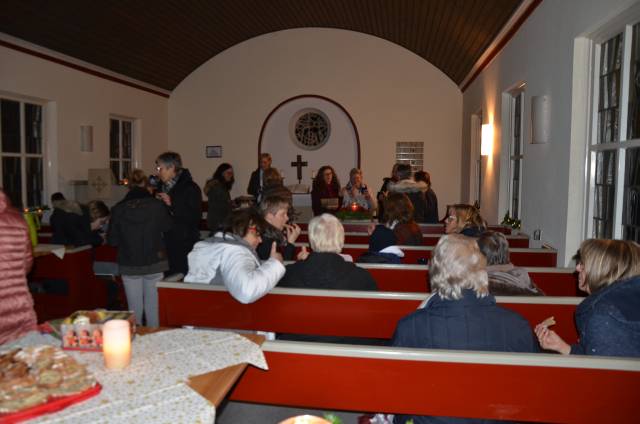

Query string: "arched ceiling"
[[1, 0, 523, 92]]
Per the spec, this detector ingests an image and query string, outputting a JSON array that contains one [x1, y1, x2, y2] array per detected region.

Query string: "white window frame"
[[109, 116, 134, 183], [586, 19, 640, 241], [0, 96, 46, 208], [508, 90, 525, 220], [469, 111, 483, 207]]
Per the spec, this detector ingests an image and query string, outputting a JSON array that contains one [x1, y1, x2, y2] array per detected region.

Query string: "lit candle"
[[350, 201, 358, 212], [102, 319, 131, 370]]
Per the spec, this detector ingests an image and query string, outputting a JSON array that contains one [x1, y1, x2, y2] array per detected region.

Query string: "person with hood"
[[50, 192, 103, 247], [387, 163, 427, 223], [184, 208, 285, 304], [155, 151, 203, 276], [0, 189, 37, 344], [204, 163, 234, 233], [108, 170, 172, 327]]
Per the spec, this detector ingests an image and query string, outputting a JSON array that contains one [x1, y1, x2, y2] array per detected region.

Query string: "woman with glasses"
[[184, 208, 285, 304], [444, 204, 486, 237], [311, 165, 341, 216], [535, 239, 640, 357]]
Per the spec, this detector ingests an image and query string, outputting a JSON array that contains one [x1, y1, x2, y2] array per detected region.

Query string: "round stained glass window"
[[291, 110, 331, 150]]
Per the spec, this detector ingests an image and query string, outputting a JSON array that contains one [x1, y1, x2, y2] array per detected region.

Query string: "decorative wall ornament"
[[290, 108, 331, 150]]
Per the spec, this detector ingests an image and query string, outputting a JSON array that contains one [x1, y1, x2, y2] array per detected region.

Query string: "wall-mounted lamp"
[[80, 125, 93, 152], [531, 95, 550, 144], [481, 123, 493, 156]]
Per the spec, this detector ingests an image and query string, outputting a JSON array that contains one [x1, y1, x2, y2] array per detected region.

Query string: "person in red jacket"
[[0, 189, 37, 344]]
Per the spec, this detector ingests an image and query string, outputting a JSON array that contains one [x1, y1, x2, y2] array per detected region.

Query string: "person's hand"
[[297, 245, 310, 261], [156, 192, 172, 206], [535, 324, 571, 355], [270, 241, 283, 263], [284, 223, 301, 244], [367, 222, 376, 236]]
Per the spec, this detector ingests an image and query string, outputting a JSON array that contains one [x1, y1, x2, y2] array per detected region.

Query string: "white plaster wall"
[[0, 45, 168, 200], [462, 0, 636, 265], [169, 28, 462, 219]]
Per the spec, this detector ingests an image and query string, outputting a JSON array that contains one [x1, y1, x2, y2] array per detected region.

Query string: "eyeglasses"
[[445, 216, 457, 223], [248, 225, 262, 237]]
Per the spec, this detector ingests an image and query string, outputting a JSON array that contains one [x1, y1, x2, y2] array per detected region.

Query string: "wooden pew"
[[297, 231, 530, 247], [29, 245, 107, 322], [157, 284, 581, 343], [353, 263, 581, 296], [229, 340, 640, 423], [296, 221, 513, 235]]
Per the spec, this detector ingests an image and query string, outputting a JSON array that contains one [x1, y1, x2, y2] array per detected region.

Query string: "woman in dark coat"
[[536, 239, 640, 357], [311, 165, 341, 216], [204, 163, 234, 233], [414, 170, 439, 224]]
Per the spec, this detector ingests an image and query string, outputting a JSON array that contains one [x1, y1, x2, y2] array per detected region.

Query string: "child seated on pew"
[[392, 234, 538, 424]]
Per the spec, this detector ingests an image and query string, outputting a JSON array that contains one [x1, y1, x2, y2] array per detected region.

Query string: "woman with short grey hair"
[[391, 234, 538, 424], [476, 231, 544, 296]]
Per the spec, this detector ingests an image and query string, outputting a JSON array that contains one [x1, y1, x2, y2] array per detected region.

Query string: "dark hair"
[[224, 208, 268, 238], [313, 165, 340, 192], [156, 151, 182, 170], [414, 170, 431, 186], [205, 163, 234, 192], [263, 167, 283, 187], [395, 163, 413, 180], [384, 192, 414, 224], [476, 231, 510, 265], [51, 192, 65, 202], [87, 200, 110, 221]]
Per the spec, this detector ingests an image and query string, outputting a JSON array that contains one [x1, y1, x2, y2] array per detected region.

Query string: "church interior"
[[1, 1, 639, 423]]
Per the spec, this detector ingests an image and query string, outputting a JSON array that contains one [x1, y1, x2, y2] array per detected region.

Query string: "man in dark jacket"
[[392, 234, 537, 424], [155, 152, 202, 276], [387, 164, 428, 223], [247, 152, 272, 202], [50, 193, 103, 247]]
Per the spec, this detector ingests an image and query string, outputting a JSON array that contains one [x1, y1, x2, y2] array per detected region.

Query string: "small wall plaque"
[[206, 145, 222, 158]]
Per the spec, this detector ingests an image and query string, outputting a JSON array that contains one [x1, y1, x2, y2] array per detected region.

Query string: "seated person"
[[356, 224, 404, 264], [184, 209, 285, 304], [536, 239, 640, 357], [50, 192, 103, 247], [256, 195, 300, 261], [384, 192, 422, 245], [444, 203, 486, 237], [311, 165, 341, 216], [279, 214, 377, 291], [477, 231, 544, 296], [392, 234, 538, 424], [340, 168, 376, 212]]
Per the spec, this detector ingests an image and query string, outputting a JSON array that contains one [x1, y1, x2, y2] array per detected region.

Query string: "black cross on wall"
[[290, 154, 308, 184]]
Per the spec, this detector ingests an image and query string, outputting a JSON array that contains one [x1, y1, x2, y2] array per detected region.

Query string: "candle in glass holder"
[[350, 201, 358, 212], [102, 319, 131, 370]]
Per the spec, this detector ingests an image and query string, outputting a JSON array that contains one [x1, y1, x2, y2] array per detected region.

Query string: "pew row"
[[157, 284, 581, 343], [229, 340, 640, 423], [295, 221, 513, 234], [297, 231, 530, 247]]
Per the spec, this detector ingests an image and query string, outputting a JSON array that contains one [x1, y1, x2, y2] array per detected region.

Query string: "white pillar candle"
[[102, 319, 131, 370]]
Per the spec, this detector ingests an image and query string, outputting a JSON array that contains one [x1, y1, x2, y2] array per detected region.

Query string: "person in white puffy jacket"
[[184, 208, 285, 303]]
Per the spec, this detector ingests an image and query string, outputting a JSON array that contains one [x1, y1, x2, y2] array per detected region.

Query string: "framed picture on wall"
[[206, 145, 222, 158]]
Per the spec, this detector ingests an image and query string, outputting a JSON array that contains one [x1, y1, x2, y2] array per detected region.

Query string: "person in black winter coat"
[[155, 152, 202, 276], [414, 170, 439, 224], [108, 170, 172, 326], [50, 193, 103, 247], [247, 153, 272, 202], [256, 195, 300, 261], [204, 163, 234, 233], [279, 214, 377, 291], [387, 164, 428, 223], [392, 234, 537, 424]]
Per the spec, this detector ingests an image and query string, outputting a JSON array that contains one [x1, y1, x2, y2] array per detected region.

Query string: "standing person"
[[256, 195, 300, 261], [388, 164, 428, 223], [108, 170, 172, 327], [155, 151, 202, 276], [50, 193, 103, 247], [414, 170, 439, 224], [0, 189, 37, 344], [377, 163, 399, 222], [536, 239, 640, 357], [247, 153, 272, 202], [260, 167, 292, 206], [340, 168, 376, 212], [204, 163, 234, 233], [311, 165, 341, 216]]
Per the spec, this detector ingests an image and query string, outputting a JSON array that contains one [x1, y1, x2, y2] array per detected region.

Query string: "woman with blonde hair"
[[341, 168, 376, 212], [536, 239, 640, 357], [444, 203, 486, 237]]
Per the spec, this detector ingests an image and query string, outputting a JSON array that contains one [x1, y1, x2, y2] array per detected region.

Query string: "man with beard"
[[155, 151, 202, 276], [204, 163, 235, 233]]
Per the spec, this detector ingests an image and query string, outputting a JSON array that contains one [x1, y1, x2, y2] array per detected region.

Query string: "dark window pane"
[[110, 119, 119, 159], [623, 148, 640, 242], [122, 121, 132, 159], [121, 160, 132, 183], [2, 156, 22, 208], [26, 157, 43, 207], [592, 151, 616, 238], [110, 160, 120, 182], [628, 23, 640, 139], [597, 33, 623, 144], [24, 103, 42, 154], [1, 99, 20, 153], [511, 158, 521, 219]]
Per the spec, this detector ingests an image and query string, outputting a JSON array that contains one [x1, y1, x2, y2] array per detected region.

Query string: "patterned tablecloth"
[[4, 329, 269, 423]]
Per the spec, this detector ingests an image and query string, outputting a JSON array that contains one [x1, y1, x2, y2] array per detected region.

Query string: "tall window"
[[509, 92, 524, 219], [588, 23, 640, 241], [109, 117, 133, 183], [0, 98, 44, 208]]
